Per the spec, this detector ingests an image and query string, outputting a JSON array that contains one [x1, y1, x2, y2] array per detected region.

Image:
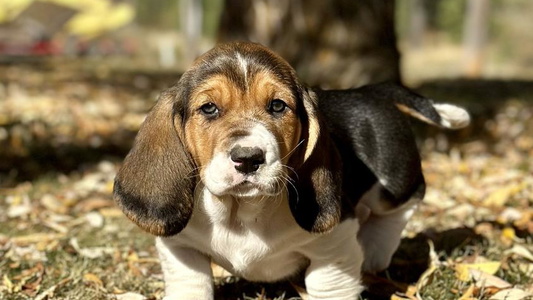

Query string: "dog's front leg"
[[305, 260, 364, 299], [357, 203, 417, 272], [304, 221, 365, 299], [156, 237, 214, 300]]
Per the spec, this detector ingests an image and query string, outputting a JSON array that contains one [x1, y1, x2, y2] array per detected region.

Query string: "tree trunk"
[[180, 0, 203, 66], [463, 0, 490, 78], [218, 0, 400, 89], [409, 0, 427, 49]]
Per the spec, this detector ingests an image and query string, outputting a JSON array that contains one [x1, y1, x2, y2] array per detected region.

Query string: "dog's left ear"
[[113, 87, 196, 237], [288, 89, 343, 233]]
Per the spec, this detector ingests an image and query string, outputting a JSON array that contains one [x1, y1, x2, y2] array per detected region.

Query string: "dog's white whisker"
[[280, 139, 306, 161]]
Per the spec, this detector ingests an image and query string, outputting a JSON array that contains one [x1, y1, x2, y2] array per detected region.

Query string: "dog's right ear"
[[113, 87, 196, 237]]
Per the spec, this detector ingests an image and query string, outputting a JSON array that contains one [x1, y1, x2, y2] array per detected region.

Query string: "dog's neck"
[[199, 187, 287, 231]]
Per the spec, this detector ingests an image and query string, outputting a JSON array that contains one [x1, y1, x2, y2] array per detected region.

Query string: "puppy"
[[114, 42, 469, 299]]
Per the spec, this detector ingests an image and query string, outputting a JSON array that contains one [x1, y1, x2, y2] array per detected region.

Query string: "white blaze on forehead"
[[236, 53, 248, 88]]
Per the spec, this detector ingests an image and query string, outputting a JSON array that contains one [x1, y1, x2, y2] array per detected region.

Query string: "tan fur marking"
[[185, 71, 302, 176], [395, 103, 439, 126]]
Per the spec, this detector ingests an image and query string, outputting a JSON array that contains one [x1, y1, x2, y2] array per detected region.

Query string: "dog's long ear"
[[288, 89, 343, 233], [113, 86, 196, 237]]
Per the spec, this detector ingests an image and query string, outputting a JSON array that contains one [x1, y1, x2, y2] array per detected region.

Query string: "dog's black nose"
[[230, 146, 265, 174]]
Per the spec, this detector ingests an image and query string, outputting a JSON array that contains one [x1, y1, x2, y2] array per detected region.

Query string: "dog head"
[[114, 42, 342, 236]]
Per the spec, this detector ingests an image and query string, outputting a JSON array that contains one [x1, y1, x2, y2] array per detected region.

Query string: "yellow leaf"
[[455, 264, 472, 281], [127, 251, 139, 262], [83, 273, 103, 287], [455, 261, 502, 281], [501, 227, 516, 241], [405, 285, 418, 297], [3, 275, 14, 293], [485, 188, 511, 207], [458, 284, 476, 300], [486, 182, 527, 207]]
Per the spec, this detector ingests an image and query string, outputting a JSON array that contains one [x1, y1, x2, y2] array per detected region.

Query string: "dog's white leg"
[[156, 237, 214, 300], [304, 220, 365, 299], [357, 202, 417, 272]]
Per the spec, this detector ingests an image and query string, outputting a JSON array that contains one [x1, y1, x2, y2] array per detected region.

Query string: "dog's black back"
[[316, 83, 434, 211]]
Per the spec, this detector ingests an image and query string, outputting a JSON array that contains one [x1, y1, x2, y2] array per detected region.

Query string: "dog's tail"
[[363, 82, 471, 129], [395, 99, 471, 129]]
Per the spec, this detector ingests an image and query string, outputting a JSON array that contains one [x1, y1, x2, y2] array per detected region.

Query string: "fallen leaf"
[[458, 284, 476, 300], [85, 211, 104, 228], [40, 194, 67, 214], [7, 195, 32, 218], [11, 233, 65, 247], [42, 220, 69, 234], [70, 238, 114, 258], [489, 288, 533, 300], [83, 273, 104, 288], [485, 188, 511, 207], [99, 207, 124, 217], [497, 207, 523, 224], [291, 282, 308, 300], [3, 274, 14, 293], [211, 263, 232, 278], [455, 261, 502, 282], [500, 227, 516, 245], [485, 182, 527, 207], [115, 292, 147, 300], [469, 269, 512, 289], [505, 244, 533, 261]]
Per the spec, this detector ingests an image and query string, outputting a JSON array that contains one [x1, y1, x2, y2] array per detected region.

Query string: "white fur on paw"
[[359, 227, 396, 272], [433, 103, 471, 129], [358, 205, 416, 272]]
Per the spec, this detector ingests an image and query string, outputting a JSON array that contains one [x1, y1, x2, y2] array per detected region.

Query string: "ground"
[[0, 60, 532, 300]]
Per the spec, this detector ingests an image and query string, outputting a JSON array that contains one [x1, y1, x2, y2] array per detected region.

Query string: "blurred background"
[[1, 0, 532, 184], [1, 1, 532, 299], [1, 0, 532, 82]]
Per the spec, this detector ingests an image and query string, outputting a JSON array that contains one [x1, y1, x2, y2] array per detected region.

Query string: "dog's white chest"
[[209, 220, 305, 280], [177, 190, 310, 281]]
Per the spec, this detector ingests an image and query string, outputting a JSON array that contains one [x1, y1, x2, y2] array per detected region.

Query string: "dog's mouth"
[[226, 178, 280, 197]]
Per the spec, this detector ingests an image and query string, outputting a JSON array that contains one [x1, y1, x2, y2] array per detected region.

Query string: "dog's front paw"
[[358, 226, 397, 272], [357, 205, 417, 272]]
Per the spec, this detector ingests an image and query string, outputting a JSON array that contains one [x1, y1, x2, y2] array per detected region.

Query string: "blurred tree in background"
[[217, 0, 400, 89]]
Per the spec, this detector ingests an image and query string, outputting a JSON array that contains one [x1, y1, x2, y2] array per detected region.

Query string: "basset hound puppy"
[[114, 42, 470, 299]]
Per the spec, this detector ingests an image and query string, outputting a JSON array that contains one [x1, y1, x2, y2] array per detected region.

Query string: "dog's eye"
[[268, 99, 287, 114], [200, 102, 219, 116]]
